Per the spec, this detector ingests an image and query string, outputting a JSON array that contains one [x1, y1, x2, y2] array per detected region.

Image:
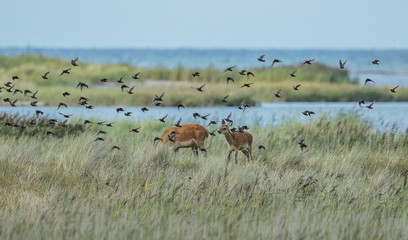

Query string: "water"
[[1, 102, 406, 131], [1, 48, 407, 87]]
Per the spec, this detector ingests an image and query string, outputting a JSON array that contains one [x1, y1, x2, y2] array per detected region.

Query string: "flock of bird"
[[1, 54, 399, 152]]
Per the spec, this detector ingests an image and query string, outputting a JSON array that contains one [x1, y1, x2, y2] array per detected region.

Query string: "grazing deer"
[[160, 123, 209, 156], [218, 120, 253, 163]]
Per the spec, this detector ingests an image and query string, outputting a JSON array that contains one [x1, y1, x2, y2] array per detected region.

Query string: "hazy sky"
[[1, 0, 407, 49]]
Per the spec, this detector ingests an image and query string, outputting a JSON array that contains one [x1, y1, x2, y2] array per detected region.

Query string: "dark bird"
[[242, 103, 252, 112], [35, 110, 44, 117], [117, 75, 125, 83], [105, 122, 114, 127], [4, 82, 13, 87], [116, 107, 124, 113], [390, 85, 399, 93], [111, 146, 121, 151], [154, 92, 165, 102], [120, 85, 129, 92], [62, 92, 70, 97], [274, 89, 281, 98], [364, 78, 375, 85], [293, 84, 301, 91], [48, 119, 58, 124], [177, 104, 185, 111], [167, 131, 179, 142], [12, 89, 22, 96], [339, 59, 347, 69], [71, 57, 79, 66], [222, 95, 229, 102], [302, 110, 315, 116], [358, 100, 366, 107], [141, 107, 149, 112], [230, 127, 237, 132], [271, 59, 283, 67], [85, 105, 94, 109], [31, 90, 38, 99], [132, 72, 141, 79], [224, 112, 233, 123], [154, 102, 164, 107], [372, 59, 380, 65], [97, 131, 107, 135], [59, 68, 71, 76], [224, 66, 236, 72], [241, 82, 254, 88], [5, 84, 15, 92], [246, 71, 255, 79], [257, 55, 266, 62], [97, 121, 106, 126], [41, 72, 50, 79], [192, 72, 200, 77], [239, 70, 247, 75], [57, 102, 68, 110], [191, 84, 206, 92], [298, 139, 308, 151], [159, 114, 168, 123], [303, 59, 315, 65], [59, 113, 72, 118], [60, 119, 68, 128], [175, 118, 182, 127], [94, 137, 105, 142], [100, 78, 108, 83], [12, 75, 19, 81], [193, 112, 201, 119], [226, 77, 235, 84], [258, 145, 266, 151], [79, 99, 88, 106], [154, 137, 163, 145], [3, 98, 11, 103], [124, 112, 132, 116], [127, 86, 135, 94], [79, 96, 89, 102], [207, 120, 217, 127], [200, 113, 210, 120], [130, 127, 141, 133], [9, 99, 17, 107], [76, 82, 89, 91], [46, 131, 54, 136], [238, 126, 244, 133], [366, 101, 375, 109], [241, 125, 249, 130], [24, 90, 33, 96], [84, 120, 93, 125], [30, 101, 38, 107], [209, 129, 217, 136], [288, 70, 297, 77]]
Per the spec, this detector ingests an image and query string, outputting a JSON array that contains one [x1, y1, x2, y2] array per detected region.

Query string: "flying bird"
[[298, 139, 308, 151], [390, 85, 399, 93], [364, 78, 375, 85], [127, 86, 135, 94], [193, 112, 201, 119], [288, 70, 297, 77], [130, 127, 141, 133], [31, 90, 38, 99], [339, 59, 347, 69], [274, 89, 281, 98], [293, 84, 301, 91], [222, 95, 229, 102], [177, 104, 185, 111], [303, 59, 315, 65], [117, 75, 125, 83], [175, 118, 182, 128], [153, 137, 163, 145], [62, 92, 70, 97], [246, 71, 255, 79], [57, 102, 68, 110], [241, 82, 254, 88], [358, 100, 366, 107], [154, 92, 165, 102], [124, 112, 132, 116], [191, 84, 206, 92], [366, 101, 375, 109], [224, 66, 236, 72], [372, 59, 380, 65], [257, 55, 266, 62], [132, 72, 141, 79], [116, 107, 124, 113], [141, 107, 149, 112], [159, 114, 168, 123], [76, 82, 89, 91], [226, 77, 235, 84], [35, 110, 44, 117], [41, 72, 50, 79], [239, 70, 246, 75], [30, 101, 38, 107], [111, 146, 121, 151], [271, 59, 283, 67], [192, 72, 200, 77], [12, 75, 19, 81], [59, 68, 71, 76], [71, 57, 79, 66], [200, 113, 210, 120], [100, 78, 108, 83], [120, 85, 129, 92]]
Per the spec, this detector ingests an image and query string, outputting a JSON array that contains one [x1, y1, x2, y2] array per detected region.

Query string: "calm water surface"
[[1, 102, 407, 131]]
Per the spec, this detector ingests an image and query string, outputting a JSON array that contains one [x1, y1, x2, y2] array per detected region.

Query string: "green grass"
[[1, 54, 407, 106], [0, 113, 408, 239]]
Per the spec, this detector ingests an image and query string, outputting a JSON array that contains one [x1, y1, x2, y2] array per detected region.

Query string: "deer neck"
[[224, 131, 235, 146]]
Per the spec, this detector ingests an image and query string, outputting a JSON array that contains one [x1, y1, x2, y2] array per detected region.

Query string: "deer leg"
[[227, 151, 232, 161], [191, 144, 198, 157], [234, 151, 238, 164], [242, 150, 250, 162]]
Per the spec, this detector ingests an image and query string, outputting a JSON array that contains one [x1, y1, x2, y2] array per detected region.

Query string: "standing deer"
[[218, 120, 253, 163], [159, 123, 209, 156]]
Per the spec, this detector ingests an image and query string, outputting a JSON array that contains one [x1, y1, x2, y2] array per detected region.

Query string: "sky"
[[0, 0, 407, 49]]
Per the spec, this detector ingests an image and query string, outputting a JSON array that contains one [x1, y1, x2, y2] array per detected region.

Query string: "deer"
[[159, 123, 209, 157], [218, 120, 253, 163]]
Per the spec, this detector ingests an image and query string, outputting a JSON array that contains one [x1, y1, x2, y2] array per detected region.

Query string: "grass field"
[[0, 113, 407, 239], [0, 55, 407, 107]]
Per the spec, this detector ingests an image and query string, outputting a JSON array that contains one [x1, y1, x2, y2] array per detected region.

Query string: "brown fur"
[[218, 123, 253, 162], [160, 123, 209, 156]]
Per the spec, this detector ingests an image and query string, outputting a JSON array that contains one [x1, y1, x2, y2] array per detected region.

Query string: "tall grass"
[[0, 113, 407, 239]]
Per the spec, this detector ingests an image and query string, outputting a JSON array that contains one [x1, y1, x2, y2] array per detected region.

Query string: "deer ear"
[[228, 121, 233, 127], [222, 119, 225, 124]]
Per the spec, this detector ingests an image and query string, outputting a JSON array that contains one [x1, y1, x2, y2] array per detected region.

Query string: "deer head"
[[218, 119, 233, 134]]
